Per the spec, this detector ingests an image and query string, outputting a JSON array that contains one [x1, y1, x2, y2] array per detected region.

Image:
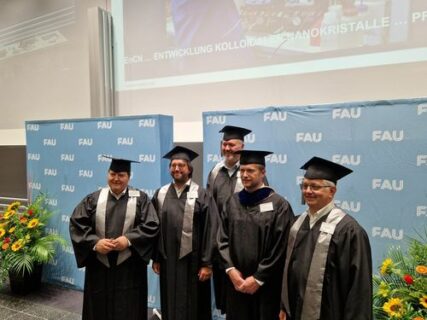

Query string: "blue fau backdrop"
[[25, 115, 173, 309], [203, 98, 427, 286]]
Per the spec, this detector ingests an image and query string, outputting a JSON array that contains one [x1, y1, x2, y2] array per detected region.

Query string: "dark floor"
[[0, 282, 159, 320], [0, 282, 82, 320]]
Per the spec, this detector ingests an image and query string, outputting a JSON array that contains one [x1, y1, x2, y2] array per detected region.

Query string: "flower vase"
[[8, 263, 43, 294]]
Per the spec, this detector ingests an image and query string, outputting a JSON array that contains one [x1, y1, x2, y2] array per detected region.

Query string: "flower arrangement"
[[0, 194, 65, 284], [373, 230, 427, 319]]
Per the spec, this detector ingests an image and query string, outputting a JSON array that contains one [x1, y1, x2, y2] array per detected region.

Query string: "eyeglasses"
[[300, 184, 332, 191]]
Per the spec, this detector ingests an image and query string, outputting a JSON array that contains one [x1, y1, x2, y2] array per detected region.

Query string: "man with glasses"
[[280, 156, 372, 320], [151, 146, 218, 320]]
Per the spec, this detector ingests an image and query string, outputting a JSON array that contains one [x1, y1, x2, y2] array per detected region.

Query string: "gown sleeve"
[[124, 191, 160, 263], [199, 190, 219, 267], [69, 193, 100, 268], [339, 224, 373, 320]]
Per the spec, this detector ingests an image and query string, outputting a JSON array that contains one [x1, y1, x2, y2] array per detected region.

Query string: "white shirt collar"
[[174, 178, 191, 198], [308, 201, 335, 229], [109, 186, 128, 200]]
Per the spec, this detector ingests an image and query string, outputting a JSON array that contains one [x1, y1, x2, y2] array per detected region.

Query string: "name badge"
[[187, 191, 198, 199], [129, 190, 140, 198], [260, 202, 273, 212], [320, 222, 336, 235]]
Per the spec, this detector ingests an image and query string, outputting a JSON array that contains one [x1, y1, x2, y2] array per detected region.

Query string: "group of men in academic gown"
[[70, 128, 373, 320]]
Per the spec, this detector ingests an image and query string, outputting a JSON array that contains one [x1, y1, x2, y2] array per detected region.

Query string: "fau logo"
[[27, 153, 40, 161], [334, 200, 361, 213], [206, 116, 226, 125], [61, 184, 75, 192], [26, 124, 39, 131], [45, 227, 59, 235], [331, 154, 361, 166], [47, 198, 58, 206], [372, 179, 404, 191], [207, 154, 222, 163], [62, 215, 70, 223], [266, 154, 287, 164], [28, 182, 41, 190], [139, 154, 156, 162], [78, 138, 93, 146], [332, 108, 361, 119], [417, 103, 427, 115], [98, 154, 112, 162], [372, 130, 404, 142], [296, 132, 322, 143], [60, 276, 75, 285], [417, 155, 427, 166], [372, 227, 403, 240], [96, 121, 113, 130], [60, 123, 74, 130], [60, 154, 75, 161], [43, 138, 56, 146], [117, 137, 133, 145], [138, 119, 156, 127], [263, 111, 287, 121], [244, 133, 255, 144], [79, 170, 93, 178], [417, 206, 427, 217], [97, 121, 112, 129]]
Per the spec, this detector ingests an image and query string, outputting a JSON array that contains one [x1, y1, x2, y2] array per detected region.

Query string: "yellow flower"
[[27, 218, 39, 229], [7, 201, 20, 211], [416, 265, 427, 275], [11, 239, 24, 252], [412, 317, 424, 320], [381, 258, 394, 275], [383, 297, 405, 318], [8, 226, 16, 233], [420, 295, 427, 309], [0, 228, 5, 238], [378, 281, 390, 297], [3, 210, 16, 219]]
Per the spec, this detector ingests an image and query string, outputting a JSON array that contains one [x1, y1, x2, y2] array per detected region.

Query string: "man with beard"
[[218, 150, 294, 320], [152, 146, 218, 320], [280, 157, 372, 320], [70, 157, 159, 320], [206, 125, 251, 313]]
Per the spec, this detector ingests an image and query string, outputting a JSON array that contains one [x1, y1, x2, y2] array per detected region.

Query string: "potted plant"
[[0, 194, 65, 294], [373, 229, 427, 319]]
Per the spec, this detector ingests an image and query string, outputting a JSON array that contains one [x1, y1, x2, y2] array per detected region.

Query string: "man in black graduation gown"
[[69, 157, 159, 320], [218, 150, 294, 320], [206, 125, 251, 313], [151, 146, 218, 320], [280, 157, 372, 320]]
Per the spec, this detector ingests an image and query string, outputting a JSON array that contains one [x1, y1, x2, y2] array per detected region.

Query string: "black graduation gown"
[[206, 165, 240, 312], [69, 188, 159, 320], [285, 213, 372, 320], [218, 189, 294, 320], [152, 183, 218, 320]]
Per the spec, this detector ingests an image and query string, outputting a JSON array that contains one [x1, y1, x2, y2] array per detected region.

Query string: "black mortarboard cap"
[[103, 155, 140, 173], [301, 156, 353, 184], [219, 125, 252, 141], [162, 146, 198, 162], [238, 150, 273, 166]]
